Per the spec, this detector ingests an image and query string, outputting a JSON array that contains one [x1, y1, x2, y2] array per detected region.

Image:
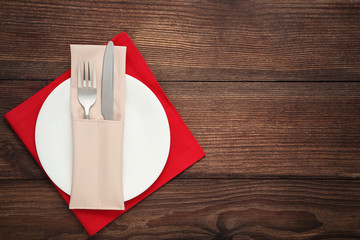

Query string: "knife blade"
[[101, 41, 114, 120]]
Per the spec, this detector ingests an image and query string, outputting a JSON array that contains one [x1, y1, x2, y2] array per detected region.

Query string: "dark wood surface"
[[1, 0, 360, 239]]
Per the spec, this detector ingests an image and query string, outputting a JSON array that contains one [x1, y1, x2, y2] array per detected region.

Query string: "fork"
[[77, 62, 97, 119]]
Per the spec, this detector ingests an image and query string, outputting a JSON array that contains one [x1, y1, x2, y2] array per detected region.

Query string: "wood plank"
[[0, 179, 359, 239], [1, 0, 360, 81], [169, 81, 360, 179], [1, 80, 360, 179]]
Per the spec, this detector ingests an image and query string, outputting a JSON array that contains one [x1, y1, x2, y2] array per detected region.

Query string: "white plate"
[[35, 75, 170, 201]]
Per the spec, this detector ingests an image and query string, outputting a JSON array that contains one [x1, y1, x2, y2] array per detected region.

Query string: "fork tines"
[[77, 61, 97, 119], [78, 62, 96, 89]]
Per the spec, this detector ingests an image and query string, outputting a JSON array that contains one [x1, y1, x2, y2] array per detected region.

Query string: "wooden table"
[[1, 1, 360, 239]]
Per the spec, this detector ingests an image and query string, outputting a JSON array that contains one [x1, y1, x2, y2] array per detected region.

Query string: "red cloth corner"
[[4, 32, 205, 236]]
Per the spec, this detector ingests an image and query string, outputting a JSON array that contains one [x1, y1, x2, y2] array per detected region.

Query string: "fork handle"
[[84, 108, 90, 119]]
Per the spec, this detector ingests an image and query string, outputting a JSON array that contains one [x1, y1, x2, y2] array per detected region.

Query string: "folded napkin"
[[69, 45, 126, 210], [4, 32, 205, 236]]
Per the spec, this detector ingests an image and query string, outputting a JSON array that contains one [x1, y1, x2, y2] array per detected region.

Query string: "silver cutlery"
[[101, 41, 114, 120], [77, 62, 97, 119]]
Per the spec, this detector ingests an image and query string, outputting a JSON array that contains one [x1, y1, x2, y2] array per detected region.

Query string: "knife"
[[101, 41, 114, 120]]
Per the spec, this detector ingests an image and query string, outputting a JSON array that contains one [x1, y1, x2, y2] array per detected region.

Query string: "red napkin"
[[4, 32, 205, 236]]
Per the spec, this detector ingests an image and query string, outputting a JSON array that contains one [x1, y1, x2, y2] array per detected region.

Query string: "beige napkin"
[[69, 45, 126, 210]]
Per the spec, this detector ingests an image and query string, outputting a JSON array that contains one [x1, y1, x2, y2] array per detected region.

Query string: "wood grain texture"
[[0, 0, 360, 81], [1, 80, 360, 179], [1, 0, 360, 238], [1, 179, 360, 240]]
